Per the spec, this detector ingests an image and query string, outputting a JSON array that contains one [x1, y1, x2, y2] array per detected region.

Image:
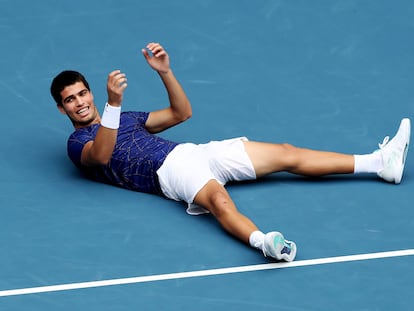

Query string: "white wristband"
[[101, 103, 121, 129]]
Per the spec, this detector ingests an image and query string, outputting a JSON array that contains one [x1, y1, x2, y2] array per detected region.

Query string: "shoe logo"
[[273, 235, 283, 249]]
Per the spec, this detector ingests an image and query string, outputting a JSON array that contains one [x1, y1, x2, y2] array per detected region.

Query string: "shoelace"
[[378, 136, 390, 149]]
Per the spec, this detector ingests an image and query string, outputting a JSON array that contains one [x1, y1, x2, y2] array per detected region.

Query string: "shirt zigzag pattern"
[[67, 111, 179, 194]]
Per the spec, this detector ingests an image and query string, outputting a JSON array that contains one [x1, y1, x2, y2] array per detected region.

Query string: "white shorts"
[[156, 137, 257, 205]]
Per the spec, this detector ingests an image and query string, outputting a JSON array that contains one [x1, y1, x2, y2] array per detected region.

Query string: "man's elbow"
[[81, 141, 114, 167], [181, 102, 192, 121], [95, 157, 111, 166], [83, 152, 112, 167], [182, 108, 192, 121], [173, 106, 192, 123]]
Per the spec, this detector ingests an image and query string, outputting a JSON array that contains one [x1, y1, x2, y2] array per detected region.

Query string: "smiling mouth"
[[77, 106, 89, 115]]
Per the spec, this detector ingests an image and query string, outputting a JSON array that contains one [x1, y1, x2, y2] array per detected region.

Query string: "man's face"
[[58, 81, 99, 128]]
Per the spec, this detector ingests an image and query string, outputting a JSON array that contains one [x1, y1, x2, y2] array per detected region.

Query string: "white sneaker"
[[263, 231, 297, 262], [377, 118, 411, 184]]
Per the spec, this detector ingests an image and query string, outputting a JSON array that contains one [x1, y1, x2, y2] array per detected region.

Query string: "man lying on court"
[[51, 42, 410, 262]]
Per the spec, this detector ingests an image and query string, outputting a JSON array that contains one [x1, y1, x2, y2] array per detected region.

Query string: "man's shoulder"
[[120, 111, 150, 125], [69, 124, 99, 140], [121, 110, 149, 117]]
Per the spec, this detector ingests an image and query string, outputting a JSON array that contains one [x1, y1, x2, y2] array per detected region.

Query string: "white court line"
[[1, 249, 413, 298]]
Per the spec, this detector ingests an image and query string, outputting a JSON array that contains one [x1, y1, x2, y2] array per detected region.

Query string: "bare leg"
[[193, 179, 297, 261], [193, 179, 258, 244], [192, 142, 354, 244], [243, 141, 355, 178]]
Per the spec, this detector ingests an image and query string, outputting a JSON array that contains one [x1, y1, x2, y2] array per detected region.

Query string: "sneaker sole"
[[395, 118, 410, 184], [282, 240, 297, 262]]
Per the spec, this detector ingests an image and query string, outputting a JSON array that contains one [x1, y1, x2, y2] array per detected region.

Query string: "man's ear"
[[57, 104, 67, 115]]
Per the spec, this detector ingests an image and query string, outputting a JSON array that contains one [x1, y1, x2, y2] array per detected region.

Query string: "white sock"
[[249, 230, 265, 250], [354, 153, 383, 174]]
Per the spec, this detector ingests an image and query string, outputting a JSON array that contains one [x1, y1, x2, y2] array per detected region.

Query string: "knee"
[[279, 143, 302, 169], [208, 191, 235, 218], [280, 142, 297, 153], [193, 180, 237, 218]]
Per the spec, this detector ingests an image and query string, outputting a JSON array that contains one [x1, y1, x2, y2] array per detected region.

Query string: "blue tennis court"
[[1, 1, 413, 310]]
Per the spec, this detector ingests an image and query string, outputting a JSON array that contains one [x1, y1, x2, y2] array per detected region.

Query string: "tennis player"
[[51, 42, 410, 262]]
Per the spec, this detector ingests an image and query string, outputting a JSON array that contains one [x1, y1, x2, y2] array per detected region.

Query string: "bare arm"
[[81, 43, 191, 166], [142, 43, 192, 133], [81, 70, 127, 166]]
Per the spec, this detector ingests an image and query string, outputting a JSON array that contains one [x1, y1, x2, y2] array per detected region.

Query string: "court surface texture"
[[1, 1, 413, 310]]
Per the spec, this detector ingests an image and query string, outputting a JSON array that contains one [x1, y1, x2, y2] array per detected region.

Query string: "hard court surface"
[[1, 1, 413, 310]]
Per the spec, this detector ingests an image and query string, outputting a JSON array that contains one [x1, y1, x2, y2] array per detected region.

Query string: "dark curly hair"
[[50, 70, 90, 106]]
